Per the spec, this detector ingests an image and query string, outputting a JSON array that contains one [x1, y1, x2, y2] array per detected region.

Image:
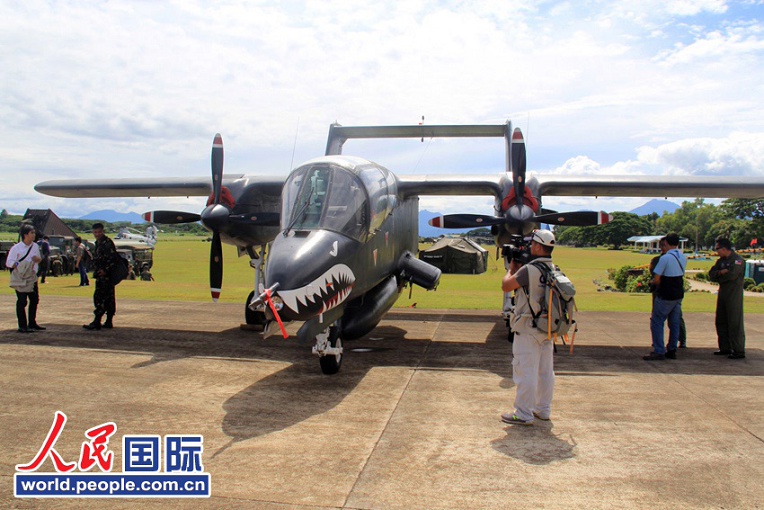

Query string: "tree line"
[[555, 198, 763, 250]]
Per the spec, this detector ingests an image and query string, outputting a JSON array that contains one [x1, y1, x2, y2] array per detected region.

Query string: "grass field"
[[2, 237, 762, 314]]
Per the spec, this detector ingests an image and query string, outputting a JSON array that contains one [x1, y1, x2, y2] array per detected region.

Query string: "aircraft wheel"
[[319, 326, 342, 375], [245, 291, 267, 326]]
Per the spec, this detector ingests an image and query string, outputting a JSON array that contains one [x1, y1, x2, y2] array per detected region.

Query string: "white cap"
[[531, 229, 555, 247]]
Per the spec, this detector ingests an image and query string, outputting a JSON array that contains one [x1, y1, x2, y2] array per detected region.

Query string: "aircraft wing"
[[398, 175, 503, 199], [34, 177, 217, 198], [536, 175, 764, 199]]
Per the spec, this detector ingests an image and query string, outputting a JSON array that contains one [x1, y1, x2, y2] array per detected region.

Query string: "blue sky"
[[1, 0, 763, 219]]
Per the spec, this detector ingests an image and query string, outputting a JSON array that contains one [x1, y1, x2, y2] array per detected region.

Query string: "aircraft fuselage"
[[265, 156, 422, 335]]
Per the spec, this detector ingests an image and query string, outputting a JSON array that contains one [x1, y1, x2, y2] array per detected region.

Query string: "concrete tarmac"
[[0, 294, 762, 509]]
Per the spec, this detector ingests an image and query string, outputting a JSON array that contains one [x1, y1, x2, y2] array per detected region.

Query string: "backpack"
[[108, 252, 130, 286], [529, 261, 577, 343]]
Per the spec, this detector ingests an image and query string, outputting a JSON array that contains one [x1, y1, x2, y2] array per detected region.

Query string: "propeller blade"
[[227, 212, 281, 226], [429, 214, 506, 229], [142, 211, 201, 224], [511, 127, 526, 210], [211, 133, 224, 205], [210, 231, 223, 302], [533, 211, 613, 226]]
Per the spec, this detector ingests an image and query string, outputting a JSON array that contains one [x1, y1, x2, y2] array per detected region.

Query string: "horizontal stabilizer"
[[533, 210, 612, 226]]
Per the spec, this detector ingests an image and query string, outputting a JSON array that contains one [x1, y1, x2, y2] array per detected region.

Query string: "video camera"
[[501, 235, 533, 266]]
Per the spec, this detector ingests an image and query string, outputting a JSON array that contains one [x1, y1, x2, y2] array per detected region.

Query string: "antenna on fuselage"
[[289, 117, 300, 171]]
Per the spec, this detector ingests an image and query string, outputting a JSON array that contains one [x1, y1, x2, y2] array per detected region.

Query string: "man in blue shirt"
[[644, 233, 687, 360]]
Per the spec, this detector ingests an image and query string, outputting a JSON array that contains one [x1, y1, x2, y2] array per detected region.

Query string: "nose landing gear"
[[313, 325, 343, 375]]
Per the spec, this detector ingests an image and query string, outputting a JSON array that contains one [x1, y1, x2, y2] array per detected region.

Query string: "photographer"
[[500, 229, 556, 426]]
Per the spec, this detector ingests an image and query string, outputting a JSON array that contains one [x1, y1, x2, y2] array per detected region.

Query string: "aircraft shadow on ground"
[[1, 320, 761, 447]]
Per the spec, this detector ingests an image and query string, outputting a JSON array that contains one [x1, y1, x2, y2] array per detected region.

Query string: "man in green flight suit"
[[708, 237, 746, 359]]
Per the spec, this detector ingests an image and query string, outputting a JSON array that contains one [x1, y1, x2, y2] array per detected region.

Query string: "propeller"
[[142, 211, 201, 224], [533, 211, 612, 227], [429, 214, 506, 229], [510, 127, 526, 216], [429, 125, 613, 235], [205, 133, 225, 302], [143, 133, 281, 302]]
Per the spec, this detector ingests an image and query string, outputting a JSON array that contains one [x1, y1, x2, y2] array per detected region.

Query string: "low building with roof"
[[627, 235, 688, 253]]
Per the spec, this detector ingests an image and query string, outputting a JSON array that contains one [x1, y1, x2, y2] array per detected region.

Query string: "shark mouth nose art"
[[278, 264, 356, 315]]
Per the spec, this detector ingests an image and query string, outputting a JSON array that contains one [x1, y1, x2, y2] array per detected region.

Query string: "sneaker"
[[665, 350, 677, 360], [713, 350, 731, 356], [501, 413, 533, 425], [29, 324, 46, 331], [102, 321, 113, 329], [728, 352, 746, 359], [643, 352, 665, 361], [533, 412, 551, 421], [83, 322, 101, 331]]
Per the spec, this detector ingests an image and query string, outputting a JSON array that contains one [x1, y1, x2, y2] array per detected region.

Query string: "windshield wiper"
[[283, 185, 314, 236]]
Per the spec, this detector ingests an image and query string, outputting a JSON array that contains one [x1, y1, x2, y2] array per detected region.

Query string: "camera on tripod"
[[501, 235, 532, 266]]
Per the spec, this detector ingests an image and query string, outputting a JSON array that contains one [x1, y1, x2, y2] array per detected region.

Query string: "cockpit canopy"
[[281, 157, 397, 241]]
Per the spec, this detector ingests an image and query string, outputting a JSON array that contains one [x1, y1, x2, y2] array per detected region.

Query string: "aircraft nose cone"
[[201, 204, 229, 232], [266, 230, 358, 321]]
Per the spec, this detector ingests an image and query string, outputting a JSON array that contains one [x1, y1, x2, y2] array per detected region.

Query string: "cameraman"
[[500, 229, 556, 426]]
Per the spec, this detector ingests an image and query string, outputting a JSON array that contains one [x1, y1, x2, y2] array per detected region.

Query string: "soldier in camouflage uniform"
[[708, 237, 746, 359], [83, 223, 117, 330]]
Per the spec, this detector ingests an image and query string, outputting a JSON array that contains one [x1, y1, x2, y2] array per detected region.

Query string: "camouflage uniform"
[[708, 251, 746, 355], [91, 235, 117, 322]]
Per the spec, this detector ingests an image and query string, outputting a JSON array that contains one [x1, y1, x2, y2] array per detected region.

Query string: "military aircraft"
[[116, 225, 159, 248], [35, 122, 764, 374]]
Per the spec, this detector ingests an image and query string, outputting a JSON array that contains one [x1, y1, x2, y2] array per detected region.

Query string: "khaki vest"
[[509, 258, 553, 334]]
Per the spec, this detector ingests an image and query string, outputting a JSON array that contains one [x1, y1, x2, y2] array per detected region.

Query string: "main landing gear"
[[245, 244, 268, 328]]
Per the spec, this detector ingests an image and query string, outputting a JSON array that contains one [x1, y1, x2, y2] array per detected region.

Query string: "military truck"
[[114, 240, 154, 275], [0, 240, 15, 270], [47, 235, 77, 276]]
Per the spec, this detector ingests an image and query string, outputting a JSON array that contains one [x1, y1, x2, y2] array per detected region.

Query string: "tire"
[[319, 326, 342, 375], [245, 290, 267, 326]]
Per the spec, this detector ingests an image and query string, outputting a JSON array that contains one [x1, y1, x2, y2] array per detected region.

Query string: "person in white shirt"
[[500, 229, 557, 425], [5, 224, 45, 333]]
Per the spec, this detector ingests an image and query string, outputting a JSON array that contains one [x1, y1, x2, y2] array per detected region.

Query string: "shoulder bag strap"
[[669, 251, 685, 275], [18, 245, 34, 262]]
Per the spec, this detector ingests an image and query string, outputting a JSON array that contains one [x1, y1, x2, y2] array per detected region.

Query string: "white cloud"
[[1, 0, 763, 221]]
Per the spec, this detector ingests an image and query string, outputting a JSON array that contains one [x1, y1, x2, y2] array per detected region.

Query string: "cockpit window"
[[282, 164, 368, 241]]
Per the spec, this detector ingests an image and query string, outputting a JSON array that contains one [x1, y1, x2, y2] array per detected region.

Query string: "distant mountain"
[[629, 199, 680, 217], [78, 210, 145, 224], [419, 209, 473, 238]]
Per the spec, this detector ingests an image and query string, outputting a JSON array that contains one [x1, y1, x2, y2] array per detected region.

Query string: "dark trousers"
[[78, 263, 90, 286], [37, 257, 49, 283], [93, 277, 116, 319], [15, 282, 39, 330]]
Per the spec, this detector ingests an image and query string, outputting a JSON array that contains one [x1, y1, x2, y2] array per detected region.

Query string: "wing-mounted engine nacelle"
[[398, 251, 440, 290]]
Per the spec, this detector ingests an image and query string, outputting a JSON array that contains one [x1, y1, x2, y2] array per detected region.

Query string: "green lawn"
[[3, 239, 760, 314]]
